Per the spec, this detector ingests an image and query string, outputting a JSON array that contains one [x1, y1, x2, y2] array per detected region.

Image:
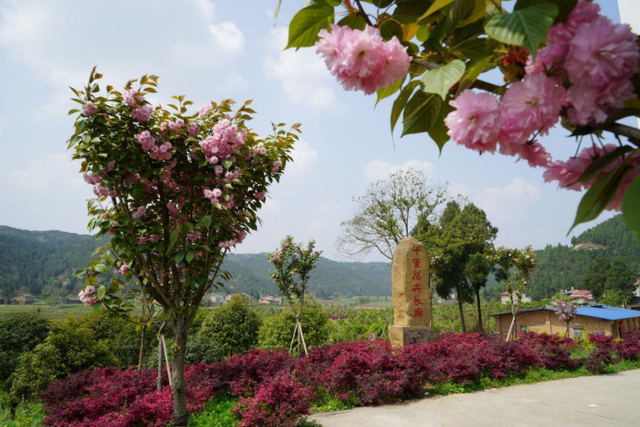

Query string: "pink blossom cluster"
[[137, 234, 162, 245], [132, 206, 147, 219], [123, 89, 144, 107], [131, 105, 153, 122], [199, 103, 212, 118], [549, 299, 577, 323], [135, 130, 172, 161], [219, 226, 247, 248], [316, 24, 411, 95], [272, 160, 282, 174], [78, 285, 99, 307], [528, 0, 638, 126], [199, 119, 247, 164], [115, 262, 129, 275], [203, 187, 223, 204], [82, 101, 98, 117]]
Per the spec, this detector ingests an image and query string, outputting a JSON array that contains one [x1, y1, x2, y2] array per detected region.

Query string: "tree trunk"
[[157, 335, 163, 391], [296, 313, 302, 357], [475, 287, 484, 333], [138, 327, 146, 370], [171, 316, 190, 427], [457, 289, 466, 332], [506, 314, 516, 342]]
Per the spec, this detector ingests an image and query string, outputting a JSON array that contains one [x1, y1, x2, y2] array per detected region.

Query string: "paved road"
[[311, 370, 640, 427]]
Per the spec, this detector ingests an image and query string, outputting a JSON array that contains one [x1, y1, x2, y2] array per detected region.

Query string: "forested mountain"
[[1, 215, 637, 301], [0, 225, 391, 299], [0, 226, 109, 297], [527, 215, 640, 300]]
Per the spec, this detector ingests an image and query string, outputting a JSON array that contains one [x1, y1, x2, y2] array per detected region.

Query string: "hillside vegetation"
[[0, 226, 391, 299], [1, 215, 638, 301]]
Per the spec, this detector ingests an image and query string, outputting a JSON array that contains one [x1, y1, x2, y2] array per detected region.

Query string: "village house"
[[491, 304, 640, 340], [259, 296, 283, 305], [12, 294, 34, 305], [0, 296, 11, 305], [499, 291, 532, 305], [563, 288, 594, 303]]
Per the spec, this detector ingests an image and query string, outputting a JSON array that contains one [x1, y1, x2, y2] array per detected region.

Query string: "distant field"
[[0, 304, 93, 320]]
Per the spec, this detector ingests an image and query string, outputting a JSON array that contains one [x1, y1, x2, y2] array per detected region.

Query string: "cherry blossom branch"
[[413, 59, 640, 147], [354, 0, 374, 27]]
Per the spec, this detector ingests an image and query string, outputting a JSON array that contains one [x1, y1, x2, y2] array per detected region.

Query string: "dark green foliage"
[[258, 302, 333, 353], [9, 316, 116, 403], [199, 297, 262, 357], [0, 225, 108, 297], [0, 314, 50, 390], [583, 255, 610, 300], [604, 259, 637, 304], [185, 335, 225, 364]]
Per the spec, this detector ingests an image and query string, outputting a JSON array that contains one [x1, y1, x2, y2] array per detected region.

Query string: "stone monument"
[[389, 236, 435, 347]]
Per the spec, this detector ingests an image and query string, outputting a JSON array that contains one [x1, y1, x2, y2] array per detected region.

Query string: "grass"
[[0, 392, 45, 427], [188, 394, 239, 427]]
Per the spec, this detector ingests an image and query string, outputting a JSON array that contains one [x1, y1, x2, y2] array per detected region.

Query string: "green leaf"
[[167, 229, 179, 254], [570, 145, 635, 186], [372, 0, 394, 7], [222, 159, 233, 170], [97, 286, 106, 299], [457, 54, 493, 93], [418, 0, 455, 23], [420, 60, 465, 100], [337, 12, 366, 30], [94, 264, 108, 274], [484, 4, 558, 61], [402, 92, 441, 136], [622, 174, 640, 241], [391, 80, 420, 133], [175, 251, 186, 264], [198, 215, 212, 228], [379, 19, 404, 41], [286, 0, 334, 49], [514, 0, 577, 24], [428, 101, 452, 153], [394, 0, 433, 24], [457, 0, 487, 27], [569, 166, 630, 234], [186, 251, 195, 264], [376, 77, 404, 106]]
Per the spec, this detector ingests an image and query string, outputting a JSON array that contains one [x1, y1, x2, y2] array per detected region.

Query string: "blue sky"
[[0, 0, 634, 261]]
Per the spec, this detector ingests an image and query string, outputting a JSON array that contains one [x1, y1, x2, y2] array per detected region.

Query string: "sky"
[[0, 0, 634, 262]]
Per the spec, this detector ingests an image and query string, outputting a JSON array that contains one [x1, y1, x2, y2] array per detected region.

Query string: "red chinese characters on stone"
[[412, 271, 422, 281], [411, 246, 425, 320], [413, 294, 423, 306], [412, 258, 421, 268], [413, 307, 424, 318], [412, 283, 421, 293]]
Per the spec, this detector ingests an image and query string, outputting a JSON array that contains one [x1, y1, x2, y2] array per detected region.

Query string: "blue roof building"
[[490, 305, 640, 340]]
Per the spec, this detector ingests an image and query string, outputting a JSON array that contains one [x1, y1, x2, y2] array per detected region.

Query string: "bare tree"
[[336, 168, 448, 260]]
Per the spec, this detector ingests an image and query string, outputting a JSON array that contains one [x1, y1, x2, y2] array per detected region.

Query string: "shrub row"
[[41, 330, 640, 427]]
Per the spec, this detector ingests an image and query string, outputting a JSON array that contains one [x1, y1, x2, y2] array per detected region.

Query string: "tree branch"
[[354, 0, 374, 27]]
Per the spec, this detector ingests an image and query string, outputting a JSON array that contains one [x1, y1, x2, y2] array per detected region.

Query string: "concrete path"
[[311, 370, 640, 427]]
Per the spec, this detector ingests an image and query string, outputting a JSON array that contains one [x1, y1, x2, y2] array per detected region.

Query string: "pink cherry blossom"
[[316, 24, 410, 95], [444, 90, 502, 153], [132, 105, 153, 122], [199, 103, 212, 118], [500, 74, 565, 147], [123, 89, 144, 107], [133, 206, 147, 219], [567, 79, 635, 126], [187, 123, 199, 137], [82, 102, 98, 117], [255, 191, 266, 201], [272, 160, 282, 174], [566, 16, 638, 87]]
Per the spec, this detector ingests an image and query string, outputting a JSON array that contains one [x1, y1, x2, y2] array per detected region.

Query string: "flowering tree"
[[268, 236, 322, 355], [490, 246, 536, 341], [68, 69, 297, 426], [549, 297, 578, 337], [285, 0, 640, 240]]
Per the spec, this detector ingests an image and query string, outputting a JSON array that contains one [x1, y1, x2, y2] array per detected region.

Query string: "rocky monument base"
[[389, 325, 438, 347]]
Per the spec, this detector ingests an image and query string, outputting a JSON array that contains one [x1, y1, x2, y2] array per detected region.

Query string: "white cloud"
[[448, 183, 471, 198], [474, 177, 540, 223], [226, 72, 249, 91], [3, 153, 84, 192], [263, 27, 339, 109], [363, 159, 436, 182], [287, 140, 319, 175], [209, 21, 244, 52], [319, 202, 341, 215]]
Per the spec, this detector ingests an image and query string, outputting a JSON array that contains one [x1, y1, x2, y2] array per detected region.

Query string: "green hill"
[[527, 215, 640, 300], [0, 226, 391, 299]]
